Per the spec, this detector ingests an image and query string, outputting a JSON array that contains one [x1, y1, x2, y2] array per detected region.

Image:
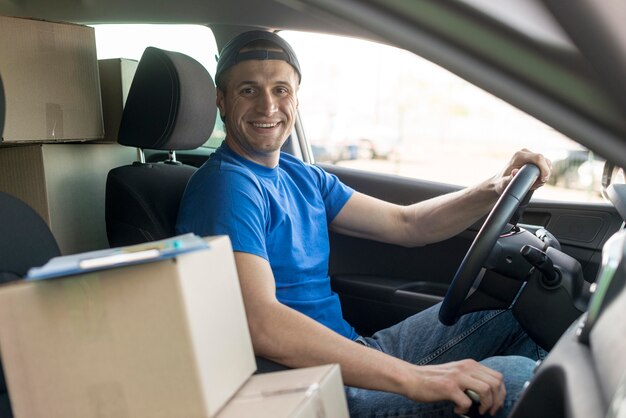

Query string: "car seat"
[[104, 47, 288, 374], [105, 46, 217, 247]]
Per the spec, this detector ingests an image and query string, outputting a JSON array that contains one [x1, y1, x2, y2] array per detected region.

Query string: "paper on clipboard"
[[26, 233, 209, 281]]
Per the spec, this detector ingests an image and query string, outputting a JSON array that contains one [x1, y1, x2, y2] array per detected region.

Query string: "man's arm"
[[330, 149, 551, 247], [236, 251, 506, 416]]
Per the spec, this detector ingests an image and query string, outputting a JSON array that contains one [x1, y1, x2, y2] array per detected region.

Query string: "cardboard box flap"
[[217, 365, 349, 418]]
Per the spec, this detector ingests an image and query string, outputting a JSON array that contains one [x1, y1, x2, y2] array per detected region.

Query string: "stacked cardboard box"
[[0, 143, 135, 254], [0, 16, 103, 143], [0, 236, 257, 418], [0, 15, 135, 254]]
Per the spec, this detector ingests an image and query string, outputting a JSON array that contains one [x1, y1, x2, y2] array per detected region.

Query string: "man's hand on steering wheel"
[[492, 148, 552, 195]]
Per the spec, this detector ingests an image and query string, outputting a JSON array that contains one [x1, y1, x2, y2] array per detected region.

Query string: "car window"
[[280, 31, 605, 203], [93, 24, 225, 148]]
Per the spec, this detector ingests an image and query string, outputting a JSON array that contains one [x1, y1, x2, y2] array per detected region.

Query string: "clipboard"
[[27, 233, 209, 281]]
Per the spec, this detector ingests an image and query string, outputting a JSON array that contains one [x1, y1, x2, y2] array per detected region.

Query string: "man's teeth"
[[253, 122, 278, 128]]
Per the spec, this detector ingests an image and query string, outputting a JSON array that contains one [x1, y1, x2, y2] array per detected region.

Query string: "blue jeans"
[[346, 304, 547, 418]]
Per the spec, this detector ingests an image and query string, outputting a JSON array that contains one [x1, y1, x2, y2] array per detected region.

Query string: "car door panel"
[[522, 203, 623, 279], [323, 164, 622, 335]]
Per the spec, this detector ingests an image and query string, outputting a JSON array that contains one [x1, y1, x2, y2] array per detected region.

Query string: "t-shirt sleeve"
[[176, 168, 269, 260], [309, 165, 354, 223]]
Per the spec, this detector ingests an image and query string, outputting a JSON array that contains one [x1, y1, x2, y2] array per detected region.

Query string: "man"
[[177, 30, 552, 418]]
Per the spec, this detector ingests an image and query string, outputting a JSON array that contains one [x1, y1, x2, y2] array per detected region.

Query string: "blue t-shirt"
[[176, 144, 358, 340]]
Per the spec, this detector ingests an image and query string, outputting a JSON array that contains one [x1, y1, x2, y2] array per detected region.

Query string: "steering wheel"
[[439, 164, 541, 326]]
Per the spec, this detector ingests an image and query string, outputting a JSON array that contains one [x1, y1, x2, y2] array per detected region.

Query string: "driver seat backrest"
[[105, 47, 217, 247], [104, 46, 286, 375]]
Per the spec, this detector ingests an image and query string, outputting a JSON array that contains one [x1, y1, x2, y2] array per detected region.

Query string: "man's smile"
[[251, 121, 281, 129]]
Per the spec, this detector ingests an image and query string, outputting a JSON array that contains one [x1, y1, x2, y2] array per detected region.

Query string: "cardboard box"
[[0, 16, 103, 143], [0, 143, 136, 254], [0, 235, 256, 418], [217, 365, 350, 418], [98, 58, 138, 142]]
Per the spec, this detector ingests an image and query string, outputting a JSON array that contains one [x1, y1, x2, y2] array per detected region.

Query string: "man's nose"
[[256, 90, 278, 115]]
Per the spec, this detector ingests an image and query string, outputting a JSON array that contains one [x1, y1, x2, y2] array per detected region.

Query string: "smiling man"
[[214, 41, 299, 164], [177, 30, 552, 418]]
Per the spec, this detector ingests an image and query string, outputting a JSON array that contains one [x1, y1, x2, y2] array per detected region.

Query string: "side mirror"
[[602, 161, 625, 200], [602, 161, 626, 221]]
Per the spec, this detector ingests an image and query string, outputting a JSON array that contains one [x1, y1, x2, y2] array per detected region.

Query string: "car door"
[[322, 164, 622, 336]]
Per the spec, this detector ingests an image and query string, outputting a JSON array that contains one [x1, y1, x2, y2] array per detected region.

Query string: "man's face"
[[217, 59, 299, 165]]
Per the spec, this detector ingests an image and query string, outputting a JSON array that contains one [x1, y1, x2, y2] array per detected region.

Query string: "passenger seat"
[[105, 47, 217, 247]]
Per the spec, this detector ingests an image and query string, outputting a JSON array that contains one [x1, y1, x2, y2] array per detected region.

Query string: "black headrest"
[[118, 47, 217, 150]]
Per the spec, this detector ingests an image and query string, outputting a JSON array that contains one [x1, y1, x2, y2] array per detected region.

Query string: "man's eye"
[[241, 87, 255, 95], [275, 87, 288, 94]]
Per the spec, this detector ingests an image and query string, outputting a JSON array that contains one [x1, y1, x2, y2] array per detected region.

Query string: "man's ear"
[[216, 88, 226, 120]]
